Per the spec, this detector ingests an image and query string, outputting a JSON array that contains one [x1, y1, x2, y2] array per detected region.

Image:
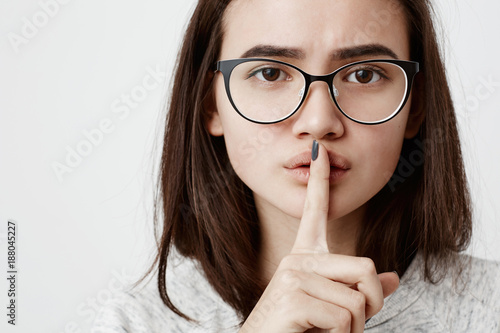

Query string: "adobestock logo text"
[[7, 0, 74, 53], [51, 65, 165, 182]]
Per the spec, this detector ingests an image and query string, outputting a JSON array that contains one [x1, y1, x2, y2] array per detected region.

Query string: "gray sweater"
[[91, 251, 500, 332]]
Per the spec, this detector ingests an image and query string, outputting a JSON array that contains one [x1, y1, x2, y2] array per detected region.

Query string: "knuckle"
[[300, 255, 320, 272], [277, 290, 302, 310], [359, 257, 377, 275], [350, 291, 366, 313], [277, 269, 302, 289], [336, 307, 352, 331], [279, 254, 299, 269]]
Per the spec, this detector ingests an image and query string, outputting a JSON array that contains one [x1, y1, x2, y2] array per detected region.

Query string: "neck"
[[256, 199, 365, 284]]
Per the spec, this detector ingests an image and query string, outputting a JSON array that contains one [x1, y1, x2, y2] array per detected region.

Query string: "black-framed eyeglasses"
[[215, 58, 419, 125]]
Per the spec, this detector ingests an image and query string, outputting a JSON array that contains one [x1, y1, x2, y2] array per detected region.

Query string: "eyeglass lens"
[[228, 60, 407, 123]]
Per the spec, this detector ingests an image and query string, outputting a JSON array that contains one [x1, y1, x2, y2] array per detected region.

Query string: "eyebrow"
[[240, 45, 305, 59], [332, 44, 399, 60], [240, 43, 398, 60]]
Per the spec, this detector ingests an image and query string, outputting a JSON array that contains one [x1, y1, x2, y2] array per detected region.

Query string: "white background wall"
[[0, 1, 499, 332]]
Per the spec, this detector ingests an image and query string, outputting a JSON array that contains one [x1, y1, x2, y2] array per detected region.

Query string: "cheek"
[[225, 125, 284, 181], [354, 116, 409, 185], [370, 137, 403, 183], [215, 86, 279, 179]]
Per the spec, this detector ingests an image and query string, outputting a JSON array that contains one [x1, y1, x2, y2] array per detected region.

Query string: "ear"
[[204, 71, 224, 136], [206, 110, 224, 136], [404, 73, 426, 139]]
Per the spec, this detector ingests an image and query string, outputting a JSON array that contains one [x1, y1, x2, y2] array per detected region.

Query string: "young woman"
[[92, 0, 500, 332]]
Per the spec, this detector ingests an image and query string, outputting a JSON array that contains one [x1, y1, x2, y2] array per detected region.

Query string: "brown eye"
[[355, 70, 373, 83], [346, 68, 381, 84], [251, 67, 289, 82], [262, 68, 280, 81]]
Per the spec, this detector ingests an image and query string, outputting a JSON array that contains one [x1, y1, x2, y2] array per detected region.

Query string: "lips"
[[284, 149, 350, 184], [284, 150, 350, 170]]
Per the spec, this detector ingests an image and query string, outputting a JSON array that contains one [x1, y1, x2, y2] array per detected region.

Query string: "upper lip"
[[284, 149, 351, 170]]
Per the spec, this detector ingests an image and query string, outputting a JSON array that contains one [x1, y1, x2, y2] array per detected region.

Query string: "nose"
[[291, 81, 345, 140]]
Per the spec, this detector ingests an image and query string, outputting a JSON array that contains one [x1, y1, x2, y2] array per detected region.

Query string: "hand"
[[239, 141, 399, 333]]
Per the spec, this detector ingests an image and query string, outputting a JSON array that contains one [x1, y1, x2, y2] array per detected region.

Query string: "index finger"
[[291, 140, 331, 254]]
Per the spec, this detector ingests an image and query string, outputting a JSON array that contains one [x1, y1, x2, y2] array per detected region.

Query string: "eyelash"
[[244, 64, 392, 85], [246, 66, 290, 81], [344, 66, 389, 82]]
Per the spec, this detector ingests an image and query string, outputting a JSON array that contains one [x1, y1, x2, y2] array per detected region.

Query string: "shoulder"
[[422, 255, 500, 307], [90, 284, 172, 333], [420, 255, 500, 330], [367, 254, 500, 332], [450, 255, 500, 306], [91, 251, 241, 333]]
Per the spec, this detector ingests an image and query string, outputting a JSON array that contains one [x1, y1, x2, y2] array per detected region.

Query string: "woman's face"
[[208, 0, 416, 222]]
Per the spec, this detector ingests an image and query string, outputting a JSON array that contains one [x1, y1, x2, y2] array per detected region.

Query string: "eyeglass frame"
[[215, 58, 420, 125]]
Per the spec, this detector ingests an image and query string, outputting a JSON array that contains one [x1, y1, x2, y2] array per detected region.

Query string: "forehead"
[[221, 0, 410, 63]]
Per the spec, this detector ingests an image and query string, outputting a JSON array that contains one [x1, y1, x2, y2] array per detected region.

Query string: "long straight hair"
[[149, 0, 472, 323]]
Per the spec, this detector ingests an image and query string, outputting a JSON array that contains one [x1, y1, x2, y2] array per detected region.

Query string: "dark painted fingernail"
[[312, 140, 318, 161], [365, 318, 371, 324]]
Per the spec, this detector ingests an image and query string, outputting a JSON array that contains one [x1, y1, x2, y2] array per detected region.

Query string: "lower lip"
[[284, 166, 348, 184]]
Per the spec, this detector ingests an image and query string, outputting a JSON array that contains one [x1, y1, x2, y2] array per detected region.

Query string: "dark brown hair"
[[148, 0, 472, 324]]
